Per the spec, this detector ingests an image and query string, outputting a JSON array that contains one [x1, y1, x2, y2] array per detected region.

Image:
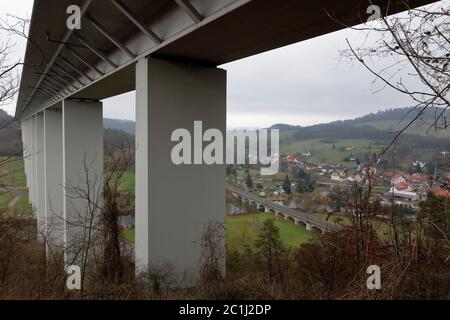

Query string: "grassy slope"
[[0, 192, 14, 211], [0, 157, 27, 189], [14, 195, 33, 215], [281, 138, 382, 166], [0, 157, 30, 215]]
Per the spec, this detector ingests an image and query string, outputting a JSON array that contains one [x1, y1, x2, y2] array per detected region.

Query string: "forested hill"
[[272, 107, 450, 132], [340, 107, 450, 126], [0, 110, 136, 156], [103, 118, 135, 134], [0, 109, 21, 156], [272, 107, 449, 151]]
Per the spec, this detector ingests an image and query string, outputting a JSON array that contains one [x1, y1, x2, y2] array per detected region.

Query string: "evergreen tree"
[[298, 168, 308, 179], [245, 173, 253, 190], [296, 173, 314, 193], [255, 219, 286, 283], [335, 196, 342, 213], [283, 175, 291, 194]]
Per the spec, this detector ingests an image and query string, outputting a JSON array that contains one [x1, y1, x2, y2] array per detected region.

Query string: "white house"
[[412, 160, 426, 169], [388, 187, 419, 201], [331, 174, 342, 182]]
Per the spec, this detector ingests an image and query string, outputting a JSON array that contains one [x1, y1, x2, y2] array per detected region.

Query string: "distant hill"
[[274, 107, 449, 165], [0, 109, 22, 156], [272, 107, 449, 144], [341, 107, 450, 139], [1, 107, 448, 158], [342, 107, 450, 125], [0, 111, 136, 156], [270, 123, 300, 131], [103, 118, 135, 134]]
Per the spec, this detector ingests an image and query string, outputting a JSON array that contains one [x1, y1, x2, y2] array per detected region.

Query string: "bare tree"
[[336, 1, 450, 149], [0, 14, 45, 108]]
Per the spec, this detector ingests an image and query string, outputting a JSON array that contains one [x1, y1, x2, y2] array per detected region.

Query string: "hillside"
[[0, 109, 22, 156], [344, 107, 450, 138], [274, 108, 449, 144], [103, 118, 135, 134], [0, 110, 135, 156], [273, 107, 449, 166]]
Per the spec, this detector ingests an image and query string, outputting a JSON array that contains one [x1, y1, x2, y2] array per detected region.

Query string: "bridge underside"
[[17, 0, 436, 284], [16, 0, 434, 117]]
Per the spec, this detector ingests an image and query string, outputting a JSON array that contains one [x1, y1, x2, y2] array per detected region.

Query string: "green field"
[[280, 138, 382, 166], [106, 170, 135, 192], [123, 213, 316, 251], [226, 213, 315, 251], [0, 157, 32, 216], [14, 195, 33, 215], [0, 157, 27, 189], [0, 192, 14, 211], [122, 228, 135, 243]]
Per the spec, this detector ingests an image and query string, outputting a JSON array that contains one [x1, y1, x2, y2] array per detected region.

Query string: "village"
[[230, 145, 450, 221]]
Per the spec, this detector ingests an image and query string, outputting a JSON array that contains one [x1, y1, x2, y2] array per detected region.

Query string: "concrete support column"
[[27, 118, 33, 204], [23, 119, 28, 192], [135, 57, 226, 285], [20, 120, 28, 190], [44, 107, 64, 252], [30, 115, 36, 209], [306, 223, 312, 231], [62, 99, 103, 265], [35, 112, 46, 241]]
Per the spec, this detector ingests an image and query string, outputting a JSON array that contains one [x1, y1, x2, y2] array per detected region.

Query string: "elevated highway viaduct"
[[16, 0, 436, 284]]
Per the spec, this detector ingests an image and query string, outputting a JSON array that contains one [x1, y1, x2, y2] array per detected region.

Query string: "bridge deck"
[[16, 0, 436, 119]]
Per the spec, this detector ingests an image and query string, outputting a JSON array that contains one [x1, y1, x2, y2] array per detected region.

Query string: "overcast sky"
[[0, 0, 434, 128]]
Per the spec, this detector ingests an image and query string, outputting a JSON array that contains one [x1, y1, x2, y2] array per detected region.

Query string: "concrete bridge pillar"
[[25, 118, 32, 199], [62, 99, 103, 265], [35, 112, 46, 241], [26, 118, 31, 192], [306, 223, 312, 231], [135, 57, 226, 285], [20, 120, 29, 191], [44, 107, 64, 252], [29, 115, 36, 210]]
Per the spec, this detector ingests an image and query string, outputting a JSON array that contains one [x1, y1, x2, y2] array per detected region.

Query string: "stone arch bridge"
[[227, 185, 338, 234]]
